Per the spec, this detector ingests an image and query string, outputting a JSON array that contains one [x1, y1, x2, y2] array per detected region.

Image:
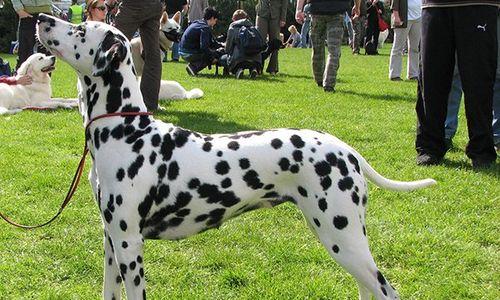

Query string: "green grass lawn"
[[0, 47, 498, 300]]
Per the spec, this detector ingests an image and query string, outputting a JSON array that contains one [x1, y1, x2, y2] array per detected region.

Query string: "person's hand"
[[352, 5, 360, 20], [295, 11, 305, 24], [392, 11, 402, 26], [280, 20, 286, 28], [15, 74, 33, 86], [17, 9, 33, 19]]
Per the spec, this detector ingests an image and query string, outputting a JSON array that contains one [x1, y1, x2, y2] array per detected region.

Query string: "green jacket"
[[255, 0, 288, 22], [12, 0, 52, 13]]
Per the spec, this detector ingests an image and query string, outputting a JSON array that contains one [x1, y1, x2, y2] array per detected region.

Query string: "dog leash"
[[0, 111, 153, 229]]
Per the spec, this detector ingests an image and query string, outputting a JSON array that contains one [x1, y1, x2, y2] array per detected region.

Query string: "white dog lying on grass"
[[0, 53, 78, 115]]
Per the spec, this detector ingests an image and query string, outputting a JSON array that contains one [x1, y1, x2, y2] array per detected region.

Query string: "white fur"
[[37, 16, 436, 300], [0, 53, 77, 115]]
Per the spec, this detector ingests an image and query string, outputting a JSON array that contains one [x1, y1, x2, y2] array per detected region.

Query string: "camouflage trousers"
[[352, 15, 366, 53], [310, 14, 344, 89]]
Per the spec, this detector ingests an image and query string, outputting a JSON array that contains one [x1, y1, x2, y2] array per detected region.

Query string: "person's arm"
[[352, 0, 360, 19], [0, 75, 32, 85], [225, 26, 235, 53], [280, 0, 288, 27], [391, 0, 402, 26], [295, 0, 306, 24], [12, 0, 33, 18]]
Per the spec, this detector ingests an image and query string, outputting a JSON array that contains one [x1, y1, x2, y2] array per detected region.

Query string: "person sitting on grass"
[[285, 25, 301, 48], [179, 7, 223, 76], [223, 9, 264, 79]]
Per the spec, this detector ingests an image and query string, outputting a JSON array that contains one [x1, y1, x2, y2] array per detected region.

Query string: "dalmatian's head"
[[36, 14, 132, 78]]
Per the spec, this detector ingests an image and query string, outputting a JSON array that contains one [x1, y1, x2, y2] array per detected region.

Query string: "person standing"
[[187, 0, 208, 24], [351, 0, 366, 55], [108, 0, 163, 111], [165, 0, 188, 62], [256, 0, 288, 75], [296, 0, 360, 92], [388, 0, 421, 81], [68, 0, 84, 24], [11, 0, 53, 70], [415, 0, 498, 168], [299, 1, 312, 48]]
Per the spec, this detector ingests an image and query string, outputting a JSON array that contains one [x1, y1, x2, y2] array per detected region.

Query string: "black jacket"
[[310, 0, 351, 15]]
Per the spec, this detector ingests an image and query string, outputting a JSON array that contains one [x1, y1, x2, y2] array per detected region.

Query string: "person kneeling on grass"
[[179, 7, 223, 76]]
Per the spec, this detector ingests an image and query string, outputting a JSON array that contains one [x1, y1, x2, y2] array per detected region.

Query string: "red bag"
[[378, 12, 389, 31]]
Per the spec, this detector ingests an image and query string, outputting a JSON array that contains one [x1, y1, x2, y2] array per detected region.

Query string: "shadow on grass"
[[189, 73, 286, 83], [154, 107, 258, 134], [442, 158, 500, 177], [338, 89, 416, 102]]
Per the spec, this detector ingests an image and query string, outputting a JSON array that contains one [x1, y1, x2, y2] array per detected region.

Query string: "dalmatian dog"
[[37, 14, 436, 300]]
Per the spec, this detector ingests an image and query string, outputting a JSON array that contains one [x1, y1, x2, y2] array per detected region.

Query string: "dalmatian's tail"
[[355, 152, 437, 191]]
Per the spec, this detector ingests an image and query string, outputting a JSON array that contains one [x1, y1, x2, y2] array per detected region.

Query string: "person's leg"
[[300, 20, 309, 48], [114, 3, 141, 40], [389, 27, 409, 79], [344, 13, 354, 46], [310, 15, 327, 86], [492, 14, 500, 147], [407, 18, 421, 79], [444, 63, 463, 142], [352, 16, 365, 53], [139, 13, 162, 111], [15, 15, 37, 70], [267, 18, 281, 73], [256, 16, 271, 72], [454, 5, 497, 163], [415, 7, 456, 162], [323, 14, 344, 91]]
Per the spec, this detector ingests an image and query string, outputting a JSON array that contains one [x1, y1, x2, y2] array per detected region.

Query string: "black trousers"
[[16, 14, 51, 70], [416, 6, 498, 162]]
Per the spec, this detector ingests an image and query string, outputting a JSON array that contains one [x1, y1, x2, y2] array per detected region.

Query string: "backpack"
[[237, 25, 266, 55], [0, 57, 12, 77]]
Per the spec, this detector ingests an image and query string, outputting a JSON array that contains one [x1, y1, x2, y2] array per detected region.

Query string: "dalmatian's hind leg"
[[299, 200, 399, 300]]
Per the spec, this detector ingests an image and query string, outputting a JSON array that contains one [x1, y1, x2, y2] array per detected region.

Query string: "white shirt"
[[407, 0, 422, 21]]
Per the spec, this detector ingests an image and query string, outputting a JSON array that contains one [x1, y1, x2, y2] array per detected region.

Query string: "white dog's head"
[[36, 14, 132, 78], [160, 11, 182, 43], [16, 53, 56, 83]]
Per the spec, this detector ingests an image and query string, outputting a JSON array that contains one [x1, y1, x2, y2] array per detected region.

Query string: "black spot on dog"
[[84, 75, 91, 86], [217, 151, 223, 157], [175, 192, 192, 208], [227, 141, 239, 151], [315, 161, 331, 176], [120, 220, 127, 231], [279, 158, 290, 171], [326, 152, 338, 166], [290, 135, 305, 148], [202, 142, 212, 152], [348, 154, 360, 173], [156, 184, 170, 205], [290, 165, 300, 173], [157, 164, 167, 179], [134, 275, 141, 286], [337, 159, 349, 176], [122, 241, 128, 248], [123, 88, 131, 99], [292, 150, 303, 162], [221, 178, 232, 188], [94, 128, 101, 149], [104, 209, 112, 223], [111, 124, 124, 140], [333, 215, 348, 229], [320, 176, 332, 191], [128, 155, 145, 179], [151, 134, 161, 147], [313, 218, 321, 227], [130, 261, 137, 270], [167, 161, 179, 180], [352, 192, 360, 205], [120, 264, 127, 276], [332, 245, 339, 253], [160, 134, 175, 161], [176, 208, 191, 217], [173, 129, 191, 147], [362, 194, 367, 206], [89, 49, 94, 55], [243, 170, 264, 189], [239, 158, 250, 169], [116, 168, 125, 181], [188, 178, 200, 189], [133, 139, 144, 153], [101, 128, 110, 143], [149, 152, 157, 165], [81, 38, 86, 43], [53, 40, 60, 46], [116, 195, 123, 205], [297, 186, 308, 197], [75, 53, 80, 60], [215, 161, 230, 175], [271, 138, 283, 149], [338, 177, 354, 191], [318, 198, 327, 212]]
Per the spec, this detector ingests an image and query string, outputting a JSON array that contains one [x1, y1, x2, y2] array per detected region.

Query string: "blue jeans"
[[300, 19, 311, 48], [171, 42, 180, 60], [343, 12, 353, 45]]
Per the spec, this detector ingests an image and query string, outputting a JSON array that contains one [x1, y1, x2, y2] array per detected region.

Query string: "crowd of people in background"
[[4, 0, 499, 168]]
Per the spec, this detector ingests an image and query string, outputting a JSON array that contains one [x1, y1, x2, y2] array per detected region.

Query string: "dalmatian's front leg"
[[103, 230, 122, 300], [106, 228, 146, 300]]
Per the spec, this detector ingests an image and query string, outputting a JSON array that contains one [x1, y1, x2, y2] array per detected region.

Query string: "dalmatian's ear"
[[92, 31, 128, 77]]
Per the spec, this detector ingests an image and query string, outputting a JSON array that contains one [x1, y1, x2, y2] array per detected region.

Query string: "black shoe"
[[250, 68, 258, 79], [317, 81, 323, 87], [186, 64, 197, 76], [390, 77, 402, 81], [444, 138, 453, 151], [416, 153, 443, 166], [471, 158, 495, 169], [235, 68, 244, 79], [324, 86, 335, 93]]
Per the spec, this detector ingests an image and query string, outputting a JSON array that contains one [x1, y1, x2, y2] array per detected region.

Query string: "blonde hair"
[[288, 25, 298, 34], [232, 9, 247, 22], [85, 0, 101, 19]]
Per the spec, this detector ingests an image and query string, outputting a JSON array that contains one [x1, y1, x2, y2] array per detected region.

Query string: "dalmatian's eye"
[[38, 57, 43, 61]]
